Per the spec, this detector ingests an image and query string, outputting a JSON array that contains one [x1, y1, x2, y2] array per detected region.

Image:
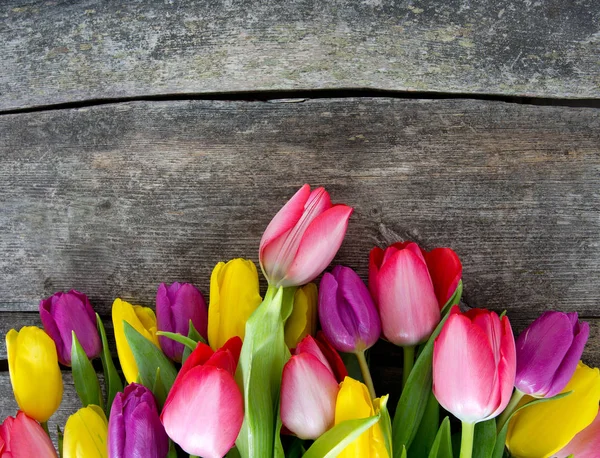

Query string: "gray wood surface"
[[2, 0, 600, 111]]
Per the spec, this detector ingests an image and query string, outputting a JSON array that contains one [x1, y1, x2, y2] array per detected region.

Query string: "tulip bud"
[[433, 306, 516, 424], [334, 377, 387, 457], [156, 282, 208, 362], [108, 383, 169, 458], [63, 405, 108, 458], [161, 337, 244, 458], [208, 259, 262, 350], [284, 283, 318, 349], [555, 408, 600, 458], [507, 362, 600, 458], [6, 327, 63, 423], [112, 298, 160, 384], [319, 266, 381, 353], [39, 290, 102, 366], [280, 334, 347, 439], [0, 411, 58, 457], [515, 311, 589, 398], [259, 184, 353, 287]]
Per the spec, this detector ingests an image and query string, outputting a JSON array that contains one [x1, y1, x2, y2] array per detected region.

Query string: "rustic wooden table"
[[1, 0, 599, 434]]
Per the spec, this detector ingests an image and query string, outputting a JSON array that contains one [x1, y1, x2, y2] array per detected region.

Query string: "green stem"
[[41, 421, 50, 437], [459, 421, 475, 458], [356, 350, 376, 399], [402, 346, 415, 389], [496, 389, 525, 432]]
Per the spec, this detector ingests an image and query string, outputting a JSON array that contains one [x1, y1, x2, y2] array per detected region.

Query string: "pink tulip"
[[433, 306, 516, 424], [281, 334, 348, 439], [556, 409, 600, 458], [0, 411, 58, 457], [259, 184, 353, 287], [161, 337, 243, 458]]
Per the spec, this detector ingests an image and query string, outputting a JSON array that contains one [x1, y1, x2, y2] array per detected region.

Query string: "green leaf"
[[409, 390, 440, 458], [392, 281, 462, 456], [71, 331, 103, 410], [226, 448, 242, 458], [156, 331, 197, 350], [123, 321, 177, 407], [378, 394, 393, 458], [400, 446, 408, 458], [96, 313, 123, 415], [428, 417, 453, 458], [152, 367, 167, 406], [166, 440, 177, 458], [182, 320, 206, 363], [473, 419, 496, 458], [491, 391, 573, 458], [302, 415, 380, 458], [57, 425, 64, 458], [341, 351, 364, 383], [286, 439, 306, 458]]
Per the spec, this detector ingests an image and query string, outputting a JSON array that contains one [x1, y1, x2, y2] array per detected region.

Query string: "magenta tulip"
[[259, 184, 353, 287], [556, 408, 600, 458], [0, 411, 58, 457], [515, 311, 589, 398], [39, 290, 101, 366], [433, 306, 516, 423], [281, 334, 348, 439], [156, 282, 208, 362], [319, 266, 381, 353], [108, 383, 169, 458], [161, 337, 243, 458]]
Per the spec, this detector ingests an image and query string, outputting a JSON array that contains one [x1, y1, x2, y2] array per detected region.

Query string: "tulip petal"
[[1, 412, 58, 458], [283, 205, 353, 287], [556, 408, 600, 458], [63, 405, 108, 458], [423, 248, 462, 308], [281, 353, 339, 440], [486, 316, 516, 419], [295, 335, 334, 375], [368, 247, 385, 301], [315, 332, 349, 383]]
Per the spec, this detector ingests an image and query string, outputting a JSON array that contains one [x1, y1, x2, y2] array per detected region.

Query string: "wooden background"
[[1, 0, 599, 436]]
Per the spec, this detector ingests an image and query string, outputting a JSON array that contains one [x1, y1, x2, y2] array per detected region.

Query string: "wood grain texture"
[[1, 98, 599, 321], [2, 0, 600, 111]]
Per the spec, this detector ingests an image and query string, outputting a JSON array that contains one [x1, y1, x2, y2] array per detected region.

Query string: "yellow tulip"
[[285, 283, 318, 348], [112, 298, 160, 384], [335, 377, 388, 457], [208, 258, 262, 350], [6, 326, 63, 422], [506, 361, 600, 458], [63, 405, 108, 458]]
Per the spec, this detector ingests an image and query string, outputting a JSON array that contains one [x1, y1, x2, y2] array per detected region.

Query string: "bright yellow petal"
[[507, 362, 600, 458], [285, 283, 318, 348], [208, 259, 262, 350], [133, 305, 159, 346], [7, 327, 63, 422], [63, 405, 108, 458], [335, 377, 375, 457]]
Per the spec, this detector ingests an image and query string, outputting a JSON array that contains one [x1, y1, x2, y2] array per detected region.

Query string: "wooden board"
[[2, 0, 600, 111]]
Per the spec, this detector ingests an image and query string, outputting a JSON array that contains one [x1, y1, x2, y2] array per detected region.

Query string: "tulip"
[[161, 337, 244, 458], [0, 411, 58, 457], [334, 377, 387, 457], [506, 362, 600, 458], [156, 282, 208, 362], [39, 290, 102, 366], [259, 184, 353, 287], [63, 405, 108, 458], [433, 306, 516, 458], [108, 383, 169, 458], [515, 311, 589, 398], [208, 258, 262, 350], [280, 334, 347, 439], [6, 327, 63, 423], [112, 298, 160, 384], [284, 283, 318, 349], [554, 408, 600, 458]]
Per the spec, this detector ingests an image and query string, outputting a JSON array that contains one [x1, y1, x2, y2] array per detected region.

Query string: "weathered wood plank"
[[0, 98, 599, 322], [1, 0, 600, 110]]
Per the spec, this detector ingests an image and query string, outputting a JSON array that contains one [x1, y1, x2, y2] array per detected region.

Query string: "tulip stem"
[[459, 421, 475, 458], [496, 389, 525, 433], [356, 350, 376, 399], [402, 346, 415, 389], [41, 421, 50, 438]]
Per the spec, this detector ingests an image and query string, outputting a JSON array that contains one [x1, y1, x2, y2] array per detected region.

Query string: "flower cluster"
[[2, 184, 599, 458]]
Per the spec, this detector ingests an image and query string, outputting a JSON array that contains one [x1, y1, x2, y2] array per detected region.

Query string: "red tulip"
[[259, 184, 353, 287], [433, 306, 516, 423], [161, 337, 243, 458], [0, 411, 58, 457], [280, 334, 347, 439]]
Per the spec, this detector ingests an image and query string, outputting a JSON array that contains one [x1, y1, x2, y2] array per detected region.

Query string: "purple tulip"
[[515, 311, 589, 397], [156, 282, 208, 362], [39, 290, 101, 366], [108, 383, 169, 458], [318, 266, 381, 353]]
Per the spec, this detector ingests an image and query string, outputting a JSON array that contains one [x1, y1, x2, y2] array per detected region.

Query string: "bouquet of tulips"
[[3, 184, 599, 458]]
